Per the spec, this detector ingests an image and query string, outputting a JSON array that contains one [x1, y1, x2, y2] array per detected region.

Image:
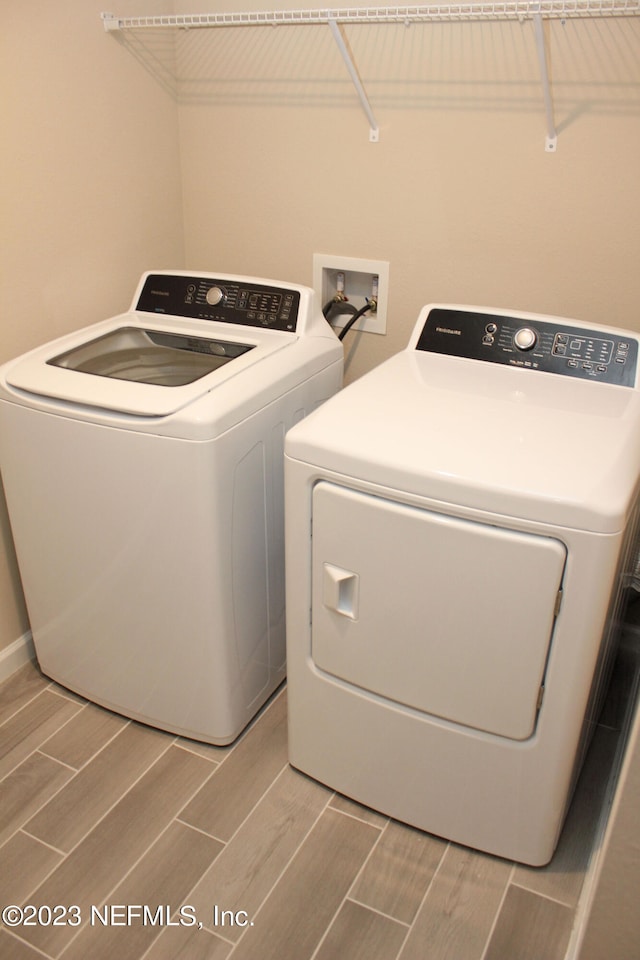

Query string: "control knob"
[[206, 286, 225, 306], [514, 327, 537, 351]]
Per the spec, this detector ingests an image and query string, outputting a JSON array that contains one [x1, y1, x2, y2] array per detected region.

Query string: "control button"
[[206, 286, 225, 306], [556, 334, 568, 344], [482, 335, 494, 345], [554, 344, 566, 356], [568, 359, 579, 368], [514, 327, 537, 351], [597, 365, 607, 373], [485, 323, 498, 334]]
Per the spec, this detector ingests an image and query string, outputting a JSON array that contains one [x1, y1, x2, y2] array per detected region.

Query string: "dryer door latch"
[[322, 563, 360, 621]]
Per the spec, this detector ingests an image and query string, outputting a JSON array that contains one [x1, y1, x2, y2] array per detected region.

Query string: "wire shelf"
[[101, 0, 640, 30], [100, 1, 640, 148]]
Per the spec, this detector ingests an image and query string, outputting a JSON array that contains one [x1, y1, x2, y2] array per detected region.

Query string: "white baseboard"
[[0, 631, 36, 684]]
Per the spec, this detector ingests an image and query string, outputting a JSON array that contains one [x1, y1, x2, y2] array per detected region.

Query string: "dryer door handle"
[[322, 563, 359, 620]]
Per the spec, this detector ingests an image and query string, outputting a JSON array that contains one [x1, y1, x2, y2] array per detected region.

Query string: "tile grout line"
[[342, 815, 389, 895], [1, 927, 55, 960], [8, 828, 78, 917], [0, 750, 74, 854], [176, 758, 290, 847], [27, 738, 181, 862], [224, 786, 338, 956], [174, 739, 223, 764], [15, 773, 199, 912], [0, 678, 54, 729], [0, 691, 85, 785], [1, 688, 81, 735], [15, 827, 65, 860], [0, 705, 93, 865], [170, 762, 301, 947], [509, 880, 583, 911], [326, 798, 389, 829], [45, 689, 88, 711], [37, 707, 132, 771], [34, 748, 85, 776], [478, 862, 517, 960], [0, 716, 150, 873], [173, 816, 226, 845], [50, 815, 191, 960], [345, 894, 412, 929], [19, 826, 67, 860], [1, 683, 284, 953], [392, 840, 451, 960], [43, 679, 88, 702], [306, 813, 390, 960], [31, 745, 225, 960]]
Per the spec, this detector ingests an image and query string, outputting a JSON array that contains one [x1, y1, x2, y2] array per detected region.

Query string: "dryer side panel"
[[311, 483, 567, 741]]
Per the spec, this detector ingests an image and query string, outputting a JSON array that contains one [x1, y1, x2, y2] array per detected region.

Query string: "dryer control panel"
[[136, 274, 301, 332], [416, 308, 638, 386]]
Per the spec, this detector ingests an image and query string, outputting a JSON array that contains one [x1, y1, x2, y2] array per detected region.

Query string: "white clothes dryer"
[[284, 304, 640, 865], [0, 271, 342, 744]]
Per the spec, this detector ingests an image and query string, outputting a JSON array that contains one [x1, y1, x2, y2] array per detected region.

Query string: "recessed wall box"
[[313, 255, 389, 336]]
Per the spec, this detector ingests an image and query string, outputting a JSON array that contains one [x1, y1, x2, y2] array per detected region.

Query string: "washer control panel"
[[136, 274, 300, 332], [416, 308, 638, 386]]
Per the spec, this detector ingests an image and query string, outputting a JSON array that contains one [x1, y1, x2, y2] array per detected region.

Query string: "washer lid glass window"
[[47, 327, 254, 387]]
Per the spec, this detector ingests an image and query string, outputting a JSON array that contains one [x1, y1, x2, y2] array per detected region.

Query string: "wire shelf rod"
[[100, 1, 640, 148], [533, 13, 558, 151], [101, 0, 640, 30]]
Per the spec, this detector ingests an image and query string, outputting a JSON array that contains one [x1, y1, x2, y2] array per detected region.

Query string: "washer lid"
[[286, 348, 640, 533], [47, 327, 254, 386], [3, 316, 294, 416]]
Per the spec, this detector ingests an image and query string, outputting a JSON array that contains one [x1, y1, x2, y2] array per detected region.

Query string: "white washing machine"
[[0, 271, 342, 744], [285, 304, 640, 865]]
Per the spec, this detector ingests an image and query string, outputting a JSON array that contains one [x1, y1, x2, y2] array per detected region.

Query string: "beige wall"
[[175, 8, 640, 384], [0, 0, 184, 655]]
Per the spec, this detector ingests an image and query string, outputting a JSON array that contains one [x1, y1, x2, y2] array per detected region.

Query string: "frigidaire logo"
[[435, 326, 461, 336]]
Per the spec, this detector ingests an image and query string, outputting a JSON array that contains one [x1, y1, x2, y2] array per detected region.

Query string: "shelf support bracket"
[[101, 11, 121, 31], [328, 19, 379, 142], [533, 13, 558, 152]]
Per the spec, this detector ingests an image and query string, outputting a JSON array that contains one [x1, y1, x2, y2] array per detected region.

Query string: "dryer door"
[[311, 482, 567, 741]]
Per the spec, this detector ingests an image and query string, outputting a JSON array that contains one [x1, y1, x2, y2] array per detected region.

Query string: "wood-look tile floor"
[[0, 625, 638, 960]]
